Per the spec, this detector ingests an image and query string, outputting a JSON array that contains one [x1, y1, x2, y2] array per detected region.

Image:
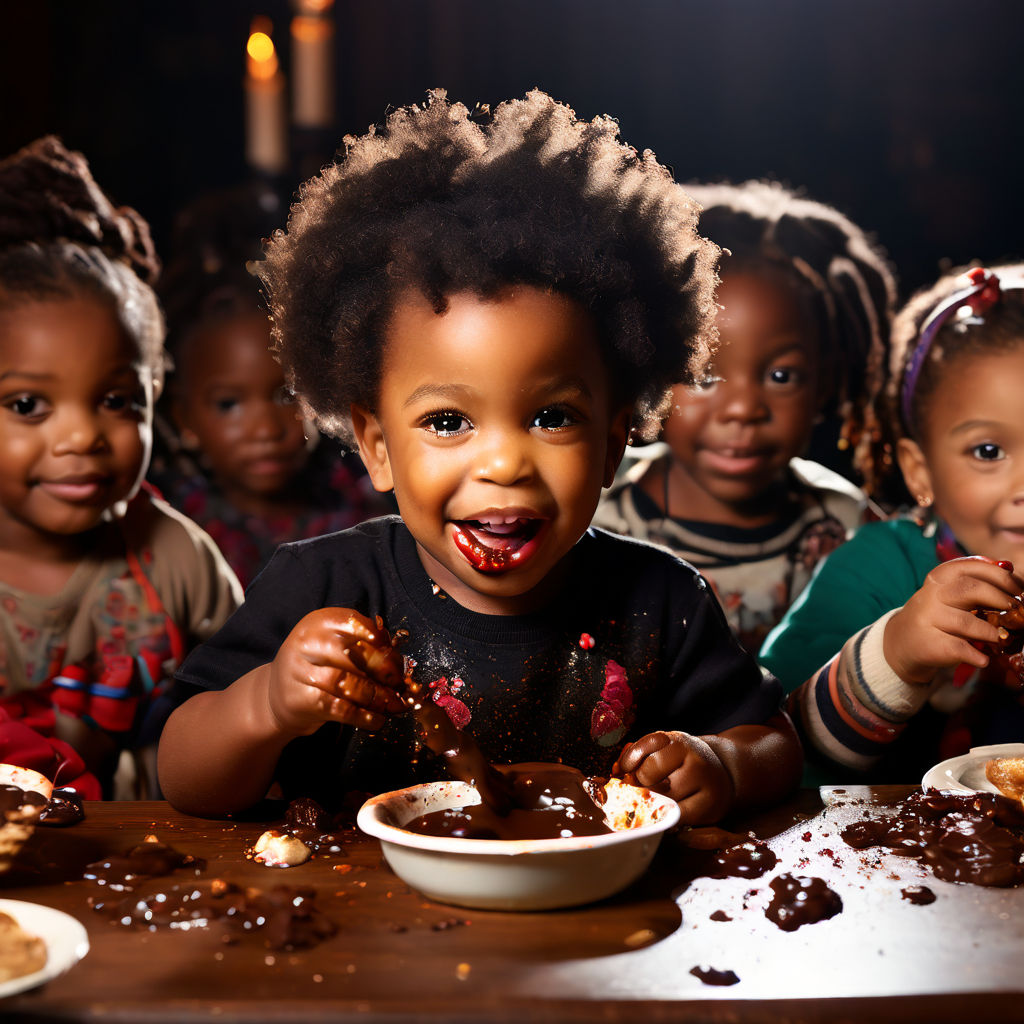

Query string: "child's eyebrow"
[[402, 383, 475, 409], [402, 377, 594, 409], [0, 370, 54, 383], [949, 419, 1006, 436]]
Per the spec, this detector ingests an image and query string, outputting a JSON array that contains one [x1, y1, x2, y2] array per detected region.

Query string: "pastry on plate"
[[984, 756, 1024, 801], [0, 910, 47, 983]]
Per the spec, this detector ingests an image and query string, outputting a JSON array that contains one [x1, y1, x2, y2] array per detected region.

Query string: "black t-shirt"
[[173, 516, 782, 804]]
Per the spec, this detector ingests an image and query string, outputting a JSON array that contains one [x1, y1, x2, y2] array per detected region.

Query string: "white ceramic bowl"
[[0, 764, 53, 874], [357, 777, 680, 911]]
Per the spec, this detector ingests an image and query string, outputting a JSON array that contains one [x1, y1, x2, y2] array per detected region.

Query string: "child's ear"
[[351, 404, 394, 493], [603, 406, 634, 489], [896, 437, 933, 507]]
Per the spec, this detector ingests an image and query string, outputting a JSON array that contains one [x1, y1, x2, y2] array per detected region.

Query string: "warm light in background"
[[290, 0, 335, 129], [246, 23, 279, 82], [292, 0, 335, 14], [244, 16, 288, 174]]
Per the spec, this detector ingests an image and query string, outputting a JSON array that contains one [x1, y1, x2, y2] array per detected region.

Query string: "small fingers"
[[315, 690, 388, 731], [614, 731, 672, 776], [304, 663, 406, 716]]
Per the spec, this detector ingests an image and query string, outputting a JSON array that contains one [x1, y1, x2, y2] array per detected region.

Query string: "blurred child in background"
[[594, 180, 897, 653], [151, 182, 388, 589], [0, 137, 241, 796], [762, 263, 1024, 781]]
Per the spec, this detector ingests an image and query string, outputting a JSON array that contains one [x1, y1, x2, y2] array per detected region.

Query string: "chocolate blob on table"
[[401, 763, 613, 841], [1, 781, 84, 826], [841, 788, 1024, 887], [0, 783, 47, 821]]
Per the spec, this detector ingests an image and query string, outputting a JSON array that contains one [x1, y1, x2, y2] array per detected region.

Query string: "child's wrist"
[[695, 734, 738, 813], [880, 609, 936, 689]]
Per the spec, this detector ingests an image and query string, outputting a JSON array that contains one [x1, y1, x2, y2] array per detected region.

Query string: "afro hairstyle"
[[259, 89, 720, 446]]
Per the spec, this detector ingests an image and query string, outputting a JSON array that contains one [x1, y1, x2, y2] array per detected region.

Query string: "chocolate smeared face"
[[351, 287, 630, 617]]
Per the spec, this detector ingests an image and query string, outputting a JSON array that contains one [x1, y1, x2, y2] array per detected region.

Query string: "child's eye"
[[102, 391, 144, 415], [4, 394, 49, 419], [531, 406, 578, 431], [422, 411, 471, 437], [970, 442, 1005, 461], [214, 396, 241, 414], [767, 366, 802, 387]]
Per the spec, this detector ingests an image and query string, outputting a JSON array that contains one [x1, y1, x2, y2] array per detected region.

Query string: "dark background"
[[3, 0, 1023, 298]]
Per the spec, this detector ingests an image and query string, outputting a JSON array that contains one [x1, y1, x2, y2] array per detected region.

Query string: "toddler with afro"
[[159, 90, 801, 820]]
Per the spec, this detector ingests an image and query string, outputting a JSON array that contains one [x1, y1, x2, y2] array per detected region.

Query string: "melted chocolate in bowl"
[[401, 763, 612, 841]]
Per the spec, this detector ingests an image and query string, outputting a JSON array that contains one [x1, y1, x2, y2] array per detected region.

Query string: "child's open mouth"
[[451, 516, 545, 573]]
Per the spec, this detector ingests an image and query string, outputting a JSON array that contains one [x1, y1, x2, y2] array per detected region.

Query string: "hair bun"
[[0, 135, 160, 285]]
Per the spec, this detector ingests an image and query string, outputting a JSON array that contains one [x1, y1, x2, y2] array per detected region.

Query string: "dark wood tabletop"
[[2, 784, 1023, 1023]]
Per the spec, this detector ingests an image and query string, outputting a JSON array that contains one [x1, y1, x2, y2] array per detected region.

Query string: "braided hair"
[[0, 136, 165, 384], [683, 179, 898, 501], [259, 89, 720, 446]]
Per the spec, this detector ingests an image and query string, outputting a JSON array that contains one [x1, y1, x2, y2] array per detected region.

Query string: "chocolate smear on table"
[[39, 787, 85, 826], [707, 839, 778, 879], [690, 965, 740, 986], [840, 789, 1024, 887], [402, 763, 612, 840], [90, 878, 336, 950], [901, 885, 937, 905], [82, 835, 205, 891], [765, 873, 842, 931]]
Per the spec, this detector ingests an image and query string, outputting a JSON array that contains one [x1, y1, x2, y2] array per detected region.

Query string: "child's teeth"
[[475, 517, 523, 535]]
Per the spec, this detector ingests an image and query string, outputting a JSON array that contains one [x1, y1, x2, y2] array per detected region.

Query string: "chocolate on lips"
[[450, 513, 544, 574]]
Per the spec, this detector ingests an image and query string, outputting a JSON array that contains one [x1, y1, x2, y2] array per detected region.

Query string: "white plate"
[[0, 899, 89, 999], [921, 742, 1024, 796]]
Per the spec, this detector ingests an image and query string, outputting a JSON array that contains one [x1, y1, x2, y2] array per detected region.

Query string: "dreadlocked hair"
[[260, 89, 720, 446], [683, 179, 897, 501], [0, 135, 165, 385]]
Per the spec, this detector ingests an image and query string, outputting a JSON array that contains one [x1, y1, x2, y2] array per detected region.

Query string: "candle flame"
[[293, 0, 334, 14], [247, 24, 279, 81]]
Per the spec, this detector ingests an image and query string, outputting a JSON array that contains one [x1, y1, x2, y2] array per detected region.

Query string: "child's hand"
[[613, 730, 735, 825], [884, 556, 1024, 685], [267, 608, 408, 737]]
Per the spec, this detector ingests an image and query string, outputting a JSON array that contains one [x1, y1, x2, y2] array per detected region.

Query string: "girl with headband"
[[760, 262, 1024, 782]]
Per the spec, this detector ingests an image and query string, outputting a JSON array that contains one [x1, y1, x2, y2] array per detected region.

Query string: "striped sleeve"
[[787, 610, 937, 771]]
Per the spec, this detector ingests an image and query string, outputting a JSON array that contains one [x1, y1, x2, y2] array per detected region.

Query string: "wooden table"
[[2, 785, 1023, 1023]]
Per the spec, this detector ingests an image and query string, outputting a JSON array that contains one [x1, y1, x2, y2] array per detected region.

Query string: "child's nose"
[[52, 406, 108, 455], [249, 402, 292, 440], [472, 431, 533, 486], [718, 376, 769, 423]]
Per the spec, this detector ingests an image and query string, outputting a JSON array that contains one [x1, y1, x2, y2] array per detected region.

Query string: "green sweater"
[[760, 517, 937, 694], [760, 516, 962, 784]]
